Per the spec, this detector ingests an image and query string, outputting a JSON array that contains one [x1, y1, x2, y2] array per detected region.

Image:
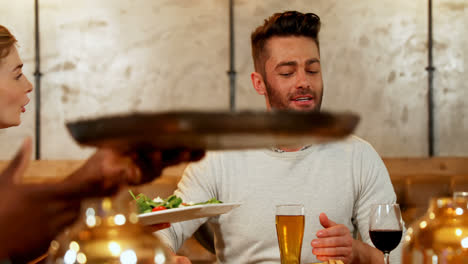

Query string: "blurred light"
[[103, 198, 112, 211], [77, 252, 87, 264], [456, 228, 463, 236], [456, 208, 464, 215], [420, 221, 428, 229], [86, 216, 96, 227], [120, 249, 137, 264], [154, 251, 166, 264], [432, 255, 438, 264], [437, 199, 444, 208], [129, 213, 138, 224], [64, 249, 77, 264], [86, 208, 95, 217], [95, 216, 102, 226], [115, 214, 126, 226], [108, 241, 121, 256], [405, 235, 411, 242], [107, 217, 115, 226], [429, 212, 435, 219], [69, 241, 80, 252], [50, 240, 60, 251], [109, 229, 118, 237], [461, 237, 468, 248]]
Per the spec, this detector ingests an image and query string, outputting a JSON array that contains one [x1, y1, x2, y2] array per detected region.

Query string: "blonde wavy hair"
[[0, 25, 17, 60]]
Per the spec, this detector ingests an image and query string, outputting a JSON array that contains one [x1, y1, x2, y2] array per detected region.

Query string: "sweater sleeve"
[[351, 139, 404, 263], [156, 152, 222, 252]]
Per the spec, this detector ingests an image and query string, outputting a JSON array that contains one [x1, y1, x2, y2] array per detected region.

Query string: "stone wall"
[[0, 0, 466, 159]]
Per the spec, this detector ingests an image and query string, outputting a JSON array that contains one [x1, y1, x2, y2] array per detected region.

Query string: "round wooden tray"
[[66, 111, 359, 151]]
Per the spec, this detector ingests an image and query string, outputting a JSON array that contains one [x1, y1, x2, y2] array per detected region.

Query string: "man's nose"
[[295, 70, 309, 89]]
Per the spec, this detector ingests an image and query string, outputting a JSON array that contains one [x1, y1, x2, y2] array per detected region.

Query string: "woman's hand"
[[0, 138, 81, 261], [0, 138, 205, 261], [61, 148, 205, 198]]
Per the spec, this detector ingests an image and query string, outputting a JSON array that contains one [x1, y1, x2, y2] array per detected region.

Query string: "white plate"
[[138, 203, 241, 225]]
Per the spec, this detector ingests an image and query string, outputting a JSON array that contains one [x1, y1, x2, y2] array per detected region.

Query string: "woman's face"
[[0, 46, 33, 128]]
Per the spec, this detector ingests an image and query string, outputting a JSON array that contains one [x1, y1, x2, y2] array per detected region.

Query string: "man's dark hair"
[[251, 11, 321, 74]]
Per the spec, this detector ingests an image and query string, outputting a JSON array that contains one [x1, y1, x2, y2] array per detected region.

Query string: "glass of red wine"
[[369, 204, 403, 264]]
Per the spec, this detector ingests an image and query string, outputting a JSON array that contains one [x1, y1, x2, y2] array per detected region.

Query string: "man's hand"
[[173, 255, 192, 264], [311, 213, 385, 264], [311, 213, 354, 264]]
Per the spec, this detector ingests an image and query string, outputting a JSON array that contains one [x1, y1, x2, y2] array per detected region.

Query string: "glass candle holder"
[[46, 194, 174, 264]]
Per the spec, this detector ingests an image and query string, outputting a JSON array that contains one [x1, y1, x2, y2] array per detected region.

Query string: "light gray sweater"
[[157, 136, 402, 263]]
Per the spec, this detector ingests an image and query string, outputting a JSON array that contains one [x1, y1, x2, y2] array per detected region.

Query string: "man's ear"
[[251, 72, 267, 95]]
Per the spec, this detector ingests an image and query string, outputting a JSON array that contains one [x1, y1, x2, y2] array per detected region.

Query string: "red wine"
[[369, 229, 402, 253]]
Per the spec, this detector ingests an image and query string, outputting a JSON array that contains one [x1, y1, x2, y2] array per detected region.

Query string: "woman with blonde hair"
[[0, 25, 33, 128], [0, 25, 202, 263]]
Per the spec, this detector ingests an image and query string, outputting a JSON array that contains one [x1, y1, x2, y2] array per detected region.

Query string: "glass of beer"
[[275, 204, 305, 264]]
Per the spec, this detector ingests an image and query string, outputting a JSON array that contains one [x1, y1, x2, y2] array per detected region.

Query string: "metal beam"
[[34, 0, 42, 160], [228, 0, 236, 112], [426, 0, 435, 156]]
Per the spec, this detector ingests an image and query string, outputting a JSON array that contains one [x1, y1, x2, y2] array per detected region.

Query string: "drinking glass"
[[369, 204, 403, 264], [275, 204, 305, 264]]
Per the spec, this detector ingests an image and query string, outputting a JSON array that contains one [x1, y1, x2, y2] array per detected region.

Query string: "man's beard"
[[264, 80, 323, 112]]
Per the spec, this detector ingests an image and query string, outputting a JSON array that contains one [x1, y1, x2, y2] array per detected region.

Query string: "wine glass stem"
[[384, 252, 390, 264]]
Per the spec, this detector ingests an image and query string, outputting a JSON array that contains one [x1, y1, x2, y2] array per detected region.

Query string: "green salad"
[[129, 190, 222, 214]]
